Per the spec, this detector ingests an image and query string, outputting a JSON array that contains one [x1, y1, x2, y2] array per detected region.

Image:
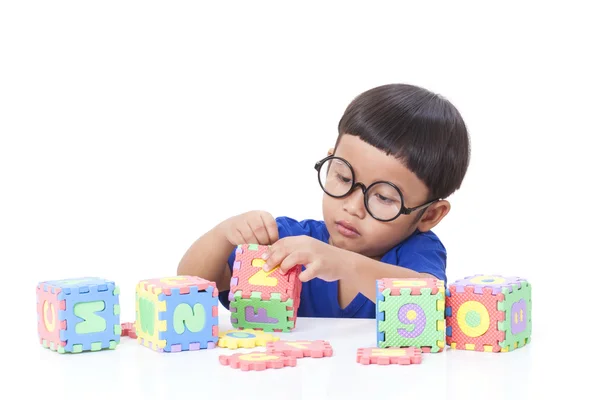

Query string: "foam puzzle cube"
[[376, 278, 446, 353], [135, 275, 218, 352], [228, 243, 302, 332], [445, 274, 532, 352], [36, 277, 121, 354]]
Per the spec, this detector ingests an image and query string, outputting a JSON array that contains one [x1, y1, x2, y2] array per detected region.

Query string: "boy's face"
[[321, 134, 448, 258]]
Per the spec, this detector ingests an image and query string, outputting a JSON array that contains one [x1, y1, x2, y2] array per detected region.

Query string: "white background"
[[1, 1, 598, 397]]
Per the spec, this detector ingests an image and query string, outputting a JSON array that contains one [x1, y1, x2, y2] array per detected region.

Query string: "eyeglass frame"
[[314, 155, 439, 222]]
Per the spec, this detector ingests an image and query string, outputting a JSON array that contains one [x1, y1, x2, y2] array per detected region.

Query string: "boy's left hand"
[[261, 235, 345, 282]]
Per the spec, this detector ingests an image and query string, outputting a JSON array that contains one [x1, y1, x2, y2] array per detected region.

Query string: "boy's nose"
[[342, 188, 366, 219]]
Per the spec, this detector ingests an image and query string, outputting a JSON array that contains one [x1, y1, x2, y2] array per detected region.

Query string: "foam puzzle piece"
[[356, 347, 422, 365], [36, 277, 121, 354], [121, 322, 137, 339], [445, 274, 532, 352], [219, 351, 297, 371], [229, 244, 302, 331], [266, 340, 333, 358], [135, 276, 218, 352], [217, 328, 280, 349], [231, 291, 294, 332], [376, 278, 445, 353]]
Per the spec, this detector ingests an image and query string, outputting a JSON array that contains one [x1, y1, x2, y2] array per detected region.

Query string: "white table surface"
[[12, 306, 590, 400]]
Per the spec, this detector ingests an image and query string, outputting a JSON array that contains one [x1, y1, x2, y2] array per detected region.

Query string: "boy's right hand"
[[219, 210, 279, 246]]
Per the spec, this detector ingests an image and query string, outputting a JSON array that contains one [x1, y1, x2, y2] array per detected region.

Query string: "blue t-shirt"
[[218, 216, 447, 319]]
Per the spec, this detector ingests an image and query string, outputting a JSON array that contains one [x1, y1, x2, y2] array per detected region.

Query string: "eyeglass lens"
[[318, 158, 403, 220]]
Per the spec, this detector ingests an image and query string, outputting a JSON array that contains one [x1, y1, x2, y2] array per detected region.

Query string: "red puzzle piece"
[[356, 347, 422, 365], [445, 285, 505, 352], [36, 284, 67, 349], [266, 340, 333, 358], [121, 322, 137, 339], [230, 244, 301, 301], [219, 351, 297, 371]]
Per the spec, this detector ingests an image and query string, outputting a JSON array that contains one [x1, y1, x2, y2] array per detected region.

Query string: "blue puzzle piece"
[[159, 284, 218, 352], [445, 306, 452, 318], [45, 277, 110, 295], [378, 329, 385, 344], [376, 282, 386, 345], [56, 279, 120, 352]]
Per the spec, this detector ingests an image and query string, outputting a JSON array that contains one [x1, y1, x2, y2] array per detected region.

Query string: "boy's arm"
[[344, 253, 437, 302], [262, 235, 444, 304], [177, 210, 280, 292], [177, 224, 235, 292]]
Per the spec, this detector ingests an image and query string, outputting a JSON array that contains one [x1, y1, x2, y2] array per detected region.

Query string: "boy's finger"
[[298, 266, 317, 282], [260, 214, 279, 244], [248, 217, 270, 245], [230, 231, 246, 246], [237, 226, 258, 246], [262, 245, 287, 271], [261, 236, 285, 259], [280, 251, 307, 273]]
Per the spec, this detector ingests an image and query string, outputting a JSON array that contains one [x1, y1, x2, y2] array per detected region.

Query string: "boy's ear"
[[327, 148, 334, 156], [416, 200, 450, 232]]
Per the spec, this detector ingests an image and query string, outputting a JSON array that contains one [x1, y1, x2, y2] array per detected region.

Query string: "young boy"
[[177, 83, 470, 319]]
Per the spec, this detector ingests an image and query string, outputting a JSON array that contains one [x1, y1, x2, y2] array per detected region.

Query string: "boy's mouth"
[[335, 220, 360, 238]]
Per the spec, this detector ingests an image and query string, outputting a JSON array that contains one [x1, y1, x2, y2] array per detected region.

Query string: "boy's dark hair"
[[336, 83, 471, 201]]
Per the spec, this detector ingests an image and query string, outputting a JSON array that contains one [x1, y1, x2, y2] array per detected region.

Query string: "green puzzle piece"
[[137, 296, 156, 335], [498, 282, 532, 351], [378, 287, 445, 352], [231, 291, 294, 332]]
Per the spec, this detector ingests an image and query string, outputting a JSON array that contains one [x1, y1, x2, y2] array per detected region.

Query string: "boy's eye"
[[371, 190, 401, 205], [336, 173, 352, 183], [375, 193, 393, 203]]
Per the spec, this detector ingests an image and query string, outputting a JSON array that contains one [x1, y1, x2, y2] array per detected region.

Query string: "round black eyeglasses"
[[314, 155, 438, 222]]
